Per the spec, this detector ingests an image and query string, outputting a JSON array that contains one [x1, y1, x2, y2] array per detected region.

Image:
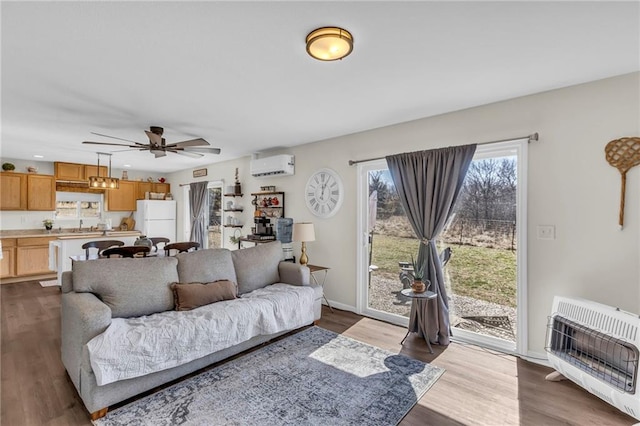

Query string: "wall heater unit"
[[546, 296, 640, 420]]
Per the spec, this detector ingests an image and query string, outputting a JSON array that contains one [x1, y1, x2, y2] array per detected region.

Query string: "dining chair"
[[164, 242, 200, 256], [82, 240, 125, 259], [102, 245, 150, 258], [149, 237, 170, 253]]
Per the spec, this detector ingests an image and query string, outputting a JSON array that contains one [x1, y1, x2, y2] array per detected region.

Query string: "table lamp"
[[292, 222, 315, 266]]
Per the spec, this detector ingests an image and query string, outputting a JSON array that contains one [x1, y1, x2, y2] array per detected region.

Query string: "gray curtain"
[[189, 182, 208, 247], [386, 144, 476, 346]]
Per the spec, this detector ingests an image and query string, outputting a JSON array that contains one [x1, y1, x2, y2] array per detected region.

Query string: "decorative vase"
[[134, 235, 153, 248], [411, 280, 426, 293], [44, 224, 53, 231]]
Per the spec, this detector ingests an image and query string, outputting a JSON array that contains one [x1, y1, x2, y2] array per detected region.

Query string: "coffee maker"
[[253, 217, 274, 236]]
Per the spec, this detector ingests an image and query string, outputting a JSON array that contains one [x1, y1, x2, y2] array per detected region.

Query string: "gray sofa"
[[61, 241, 322, 419]]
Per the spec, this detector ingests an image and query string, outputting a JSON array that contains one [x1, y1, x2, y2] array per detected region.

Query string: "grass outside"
[[371, 234, 516, 308]]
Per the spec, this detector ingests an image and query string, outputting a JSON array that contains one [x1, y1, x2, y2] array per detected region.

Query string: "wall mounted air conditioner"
[[250, 154, 295, 177]]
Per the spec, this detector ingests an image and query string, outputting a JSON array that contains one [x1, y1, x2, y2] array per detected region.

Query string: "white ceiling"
[[2, 1, 639, 173]]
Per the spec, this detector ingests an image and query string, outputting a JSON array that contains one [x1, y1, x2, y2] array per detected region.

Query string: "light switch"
[[537, 225, 555, 240]]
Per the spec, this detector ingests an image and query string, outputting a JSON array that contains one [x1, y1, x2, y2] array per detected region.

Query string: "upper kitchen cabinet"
[[0, 172, 55, 211], [136, 181, 171, 200], [55, 162, 107, 181], [27, 174, 56, 210], [0, 173, 27, 210], [106, 180, 137, 211]]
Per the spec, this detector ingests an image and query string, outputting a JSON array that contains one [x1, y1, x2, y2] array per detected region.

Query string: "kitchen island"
[[49, 231, 142, 284]]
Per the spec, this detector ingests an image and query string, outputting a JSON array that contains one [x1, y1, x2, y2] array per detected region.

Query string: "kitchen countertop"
[[0, 229, 142, 239]]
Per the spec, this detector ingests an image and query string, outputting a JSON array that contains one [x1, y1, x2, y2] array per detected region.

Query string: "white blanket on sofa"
[[87, 283, 315, 386]]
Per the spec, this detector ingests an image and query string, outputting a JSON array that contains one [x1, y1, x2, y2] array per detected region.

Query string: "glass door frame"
[[356, 140, 528, 356], [181, 180, 224, 249], [356, 159, 409, 328]]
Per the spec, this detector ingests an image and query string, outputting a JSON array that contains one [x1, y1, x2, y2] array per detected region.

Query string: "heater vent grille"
[[557, 300, 638, 341]]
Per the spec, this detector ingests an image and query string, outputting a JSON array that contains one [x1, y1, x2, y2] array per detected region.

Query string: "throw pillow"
[[171, 280, 237, 311]]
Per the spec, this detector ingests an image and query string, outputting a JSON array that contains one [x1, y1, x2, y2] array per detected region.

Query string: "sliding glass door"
[[357, 140, 527, 354]]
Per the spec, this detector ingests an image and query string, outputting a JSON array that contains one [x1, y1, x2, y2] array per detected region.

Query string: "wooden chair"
[[82, 240, 125, 259], [149, 237, 170, 253], [164, 242, 200, 256], [102, 245, 150, 258]]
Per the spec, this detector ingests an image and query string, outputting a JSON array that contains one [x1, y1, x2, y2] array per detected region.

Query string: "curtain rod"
[[347, 132, 539, 166]]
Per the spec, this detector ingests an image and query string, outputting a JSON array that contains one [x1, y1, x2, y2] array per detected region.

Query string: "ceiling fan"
[[82, 126, 221, 158]]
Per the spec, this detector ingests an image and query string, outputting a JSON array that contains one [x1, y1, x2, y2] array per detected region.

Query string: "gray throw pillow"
[[175, 249, 238, 285], [72, 257, 179, 318], [231, 240, 283, 295]]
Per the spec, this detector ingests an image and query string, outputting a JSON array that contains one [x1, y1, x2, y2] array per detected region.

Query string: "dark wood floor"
[[1, 281, 636, 425]]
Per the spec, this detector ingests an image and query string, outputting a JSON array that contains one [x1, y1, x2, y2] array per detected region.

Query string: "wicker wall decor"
[[605, 137, 640, 227]]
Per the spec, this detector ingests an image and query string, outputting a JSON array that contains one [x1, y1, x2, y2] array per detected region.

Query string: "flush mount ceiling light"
[[306, 27, 353, 61]]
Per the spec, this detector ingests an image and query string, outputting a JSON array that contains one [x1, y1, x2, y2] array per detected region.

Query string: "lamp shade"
[[306, 27, 353, 61], [292, 223, 316, 242]]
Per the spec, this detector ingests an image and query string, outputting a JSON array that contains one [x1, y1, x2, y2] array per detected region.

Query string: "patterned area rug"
[[94, 326, 444, 426]]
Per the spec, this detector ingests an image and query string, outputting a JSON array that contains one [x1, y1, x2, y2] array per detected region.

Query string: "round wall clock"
[[305, 168, 344, 218]]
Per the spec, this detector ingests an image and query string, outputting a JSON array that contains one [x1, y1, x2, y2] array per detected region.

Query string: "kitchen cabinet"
[[107, 180, 137, 211], [27, 174, 56, 210], [84, 164, 109, 180], [0, 238, 16, 278], [0, 173, 27, 210], [15, 236, 56, 277], [136, 182, 171, 200], [55, 162, 107, 181], [0, 173, 55, 211], [55, 162, 85, 181]]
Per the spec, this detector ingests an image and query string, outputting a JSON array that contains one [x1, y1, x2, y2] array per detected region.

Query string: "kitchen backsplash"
[[0, 210, 130, 231]]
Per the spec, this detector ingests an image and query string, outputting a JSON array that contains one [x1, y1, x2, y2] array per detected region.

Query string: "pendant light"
[[88, 152, 119, 189]]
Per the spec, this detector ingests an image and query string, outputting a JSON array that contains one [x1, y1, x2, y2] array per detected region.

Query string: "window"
[[55, 192, 102, 219]]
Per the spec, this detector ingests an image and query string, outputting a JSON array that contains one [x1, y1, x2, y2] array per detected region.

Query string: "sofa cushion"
[[231, 240, 283, 295], [72, 257, 179, 318], [171, 280, 237, 311], [175, 249, 237, 285]]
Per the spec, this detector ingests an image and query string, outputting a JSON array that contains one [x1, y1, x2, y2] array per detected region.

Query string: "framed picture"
[[193, 168, 208, 178]]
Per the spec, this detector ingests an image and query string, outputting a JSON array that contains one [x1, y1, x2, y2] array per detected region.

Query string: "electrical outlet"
[[537, 225, 555, 240], [20, 215, 26, 224]]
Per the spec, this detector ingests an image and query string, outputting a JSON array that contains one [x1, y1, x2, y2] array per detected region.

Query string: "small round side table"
[[400, 288, 437, 353]]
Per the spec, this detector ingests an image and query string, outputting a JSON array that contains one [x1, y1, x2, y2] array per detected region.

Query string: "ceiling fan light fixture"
[[306, 27, 353, 61], [88, 152, 119, 190]]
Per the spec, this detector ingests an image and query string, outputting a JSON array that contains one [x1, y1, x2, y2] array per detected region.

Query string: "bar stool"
[[102, 246, 150, 258], [149, 237, 170, 253], [164, 242, 200, 256], [82, 240, 125, 259]]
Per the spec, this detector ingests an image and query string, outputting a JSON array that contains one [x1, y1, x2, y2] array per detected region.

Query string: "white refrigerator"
[[134, 200, 177, 242]]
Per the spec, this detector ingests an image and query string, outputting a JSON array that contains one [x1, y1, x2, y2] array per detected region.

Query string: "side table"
[[400, 288, 437, 353], [307, 264, 333, 312]]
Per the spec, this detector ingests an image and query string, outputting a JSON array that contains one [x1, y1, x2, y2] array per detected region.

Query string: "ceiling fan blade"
[[145, 130, 163, 146], [91, 132, 145, 145], [184, 147, 221, 155], [83, 141, 139, 148], [165, 138, 209, 148], [172, 150, 204, 158]]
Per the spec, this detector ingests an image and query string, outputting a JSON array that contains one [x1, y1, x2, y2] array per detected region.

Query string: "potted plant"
[[2, 162, 15, 172], [42, 219, 54, 231], [410, 255, 427, 293]]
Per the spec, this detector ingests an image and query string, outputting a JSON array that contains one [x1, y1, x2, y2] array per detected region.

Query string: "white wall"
[[169, 72, 640, 355]]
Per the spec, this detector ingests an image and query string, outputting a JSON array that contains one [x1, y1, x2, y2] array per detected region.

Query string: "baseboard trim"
[[323, 299, 357, 314]]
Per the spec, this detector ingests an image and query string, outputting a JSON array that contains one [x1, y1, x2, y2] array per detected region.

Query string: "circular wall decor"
[[304, 168, 344, 218]]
